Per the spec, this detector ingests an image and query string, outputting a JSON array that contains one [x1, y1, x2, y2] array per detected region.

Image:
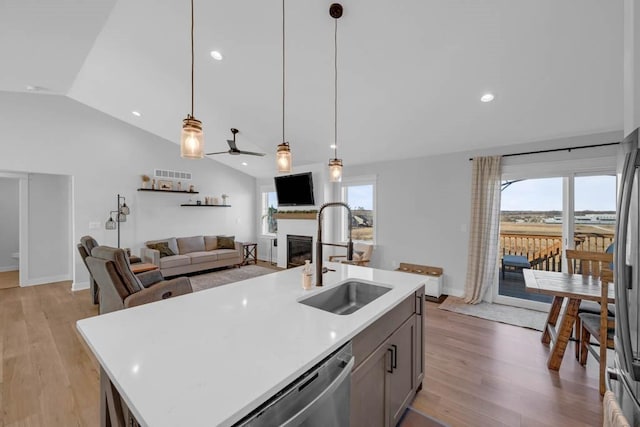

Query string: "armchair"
[[329, 243, 373, 266], [86, 246, 192, 314]]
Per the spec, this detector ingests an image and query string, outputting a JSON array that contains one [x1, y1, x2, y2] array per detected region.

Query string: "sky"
[[501, 175, 616, 211]]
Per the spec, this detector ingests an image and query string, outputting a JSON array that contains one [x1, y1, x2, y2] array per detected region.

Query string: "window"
[[261, 191, 278, 235], [341, 177, 376, 242]]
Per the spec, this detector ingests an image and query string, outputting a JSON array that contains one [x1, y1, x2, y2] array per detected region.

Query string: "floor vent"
[[153, 169, 192, 180]]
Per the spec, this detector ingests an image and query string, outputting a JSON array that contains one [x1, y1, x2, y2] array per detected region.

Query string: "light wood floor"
[[1, 283, 603, 426], [0, 270, 19, 290]]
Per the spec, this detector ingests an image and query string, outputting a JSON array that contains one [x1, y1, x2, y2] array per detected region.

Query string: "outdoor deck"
[[499, 269, 553, 303]]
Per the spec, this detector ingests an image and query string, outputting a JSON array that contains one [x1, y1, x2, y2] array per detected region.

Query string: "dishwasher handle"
[[281, 356, 355, 427]]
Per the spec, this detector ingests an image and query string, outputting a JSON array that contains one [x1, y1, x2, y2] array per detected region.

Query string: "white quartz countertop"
[[76, 263, 425, 426]]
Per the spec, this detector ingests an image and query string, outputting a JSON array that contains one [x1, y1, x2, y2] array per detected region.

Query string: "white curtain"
[[464, 156, 502, 304]]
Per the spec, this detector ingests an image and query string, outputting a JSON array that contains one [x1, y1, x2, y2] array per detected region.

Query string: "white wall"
[[339, 130, 622, 298], [0, 91, 257, 289], [0, 178, 19, 271], [28, 173, 72, 282]]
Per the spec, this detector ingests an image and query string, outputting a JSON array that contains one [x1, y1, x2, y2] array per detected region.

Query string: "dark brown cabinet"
[[414, 288, 425, 388], [350, 290, 424, 427]]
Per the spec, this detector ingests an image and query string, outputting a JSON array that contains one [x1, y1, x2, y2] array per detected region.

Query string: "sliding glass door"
[[494, 170, 616, 309]]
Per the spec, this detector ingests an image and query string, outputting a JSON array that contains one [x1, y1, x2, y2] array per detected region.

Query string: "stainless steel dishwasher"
[[234, 342, 354, 427]]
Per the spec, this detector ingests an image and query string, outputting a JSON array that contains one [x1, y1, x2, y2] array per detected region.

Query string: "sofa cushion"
[[188, 251, 218, 264], [147, 242, 175, 258], [177, 236, 205, 254], [159, 254, 191, 269], [146, 238, 178, 256], [217, 235, 236, 249], [215, 249, 240, 261], [204, 236, 218, 251]]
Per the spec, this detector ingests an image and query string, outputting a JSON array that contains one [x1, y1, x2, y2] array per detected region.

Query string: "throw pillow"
[[147, 242, 175, 258], [217, 235, 236, 249]]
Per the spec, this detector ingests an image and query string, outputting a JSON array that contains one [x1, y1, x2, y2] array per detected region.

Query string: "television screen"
[[274, 172, 315, 206]]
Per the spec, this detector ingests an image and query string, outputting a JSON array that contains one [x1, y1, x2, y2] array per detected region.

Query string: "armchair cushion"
[[124, 277, 192, 308], [91, 246, 143, 293], [136, 269, 165, 288], [217, 235, 236, 249], [146, 242, 175, 258]]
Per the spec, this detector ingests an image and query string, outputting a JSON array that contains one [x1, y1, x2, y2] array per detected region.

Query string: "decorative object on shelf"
[[206, 128, 266, 157], [189, 184, 195, 192], [221, 194, 229, 205], [328, 3, 344, 183], [177, 181, 182, 191], [141, 175, 150, 189], [158, 180, 173, 191], [105, 194, 130, 248], [151, 178, 156, 190], [196, 199, 202, 205], [276, 0, 292, 173], [213, 197, 219, 205], [180, 0, 204, 159]]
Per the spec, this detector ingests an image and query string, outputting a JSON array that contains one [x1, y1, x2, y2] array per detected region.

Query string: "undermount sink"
[[299, 280, 392, 315]]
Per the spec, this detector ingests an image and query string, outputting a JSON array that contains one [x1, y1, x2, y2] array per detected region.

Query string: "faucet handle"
[[322, 267, 336, 274]]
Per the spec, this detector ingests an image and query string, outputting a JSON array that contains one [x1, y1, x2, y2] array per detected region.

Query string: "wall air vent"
[[153, 169, 192, 181]]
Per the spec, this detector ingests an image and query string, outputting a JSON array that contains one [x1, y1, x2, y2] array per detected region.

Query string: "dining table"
[[523, 268, 615, 371]]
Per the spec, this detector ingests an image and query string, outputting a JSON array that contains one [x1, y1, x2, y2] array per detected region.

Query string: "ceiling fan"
[[206, 128, 266, 157]]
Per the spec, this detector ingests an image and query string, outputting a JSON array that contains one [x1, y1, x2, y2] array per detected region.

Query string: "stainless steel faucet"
[[316, 202, 354, 286]]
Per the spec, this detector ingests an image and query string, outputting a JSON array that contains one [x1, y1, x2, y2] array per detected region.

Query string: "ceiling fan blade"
[[227, 139, 238, 151], [237, 150, 266, 156], [205, 151, 230, 155]]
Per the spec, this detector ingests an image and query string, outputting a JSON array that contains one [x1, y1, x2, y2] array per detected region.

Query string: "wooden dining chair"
[[565, 249, 614, 359], [578, 269, 614, 396]]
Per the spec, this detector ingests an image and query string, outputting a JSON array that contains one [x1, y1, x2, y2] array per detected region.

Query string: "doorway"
[[0, 176, 20, 289], [495, 170, 616, 309]]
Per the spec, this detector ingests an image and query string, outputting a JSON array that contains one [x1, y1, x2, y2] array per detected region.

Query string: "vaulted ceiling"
[[0, 0, 623, 177]]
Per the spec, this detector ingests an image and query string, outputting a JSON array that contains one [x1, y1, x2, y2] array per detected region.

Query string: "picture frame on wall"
[[158, 180, 173, 191]]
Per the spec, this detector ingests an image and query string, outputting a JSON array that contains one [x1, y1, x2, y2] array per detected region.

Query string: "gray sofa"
[[141, 235, 243, 277]]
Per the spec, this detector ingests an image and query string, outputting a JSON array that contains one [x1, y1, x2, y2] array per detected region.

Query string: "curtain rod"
[[468, 141, 620, 161]]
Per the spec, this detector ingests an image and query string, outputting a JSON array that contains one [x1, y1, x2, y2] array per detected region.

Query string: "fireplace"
[[287, 235, 313, 268]]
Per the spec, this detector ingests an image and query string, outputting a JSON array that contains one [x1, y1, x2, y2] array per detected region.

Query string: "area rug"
[[438, 296, 547, 331], [189, 265, 278, 292]]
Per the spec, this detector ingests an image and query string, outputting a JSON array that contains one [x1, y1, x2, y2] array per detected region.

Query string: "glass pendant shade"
[[181, 116, 204, 159], [117, 213, 127, 223], [105, 216, 117, 230], [277, 142, 292, 173], [120, 202, 130, 215], [329, 158, 343, 182]]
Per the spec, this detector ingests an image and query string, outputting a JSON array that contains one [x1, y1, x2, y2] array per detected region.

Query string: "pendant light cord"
[[334, 17, 338, 159], [191, 0, 195, 117], [282, 0, 286, 144]]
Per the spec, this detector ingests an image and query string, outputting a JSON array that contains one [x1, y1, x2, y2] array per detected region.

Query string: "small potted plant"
[[141, 174, 150, 189]]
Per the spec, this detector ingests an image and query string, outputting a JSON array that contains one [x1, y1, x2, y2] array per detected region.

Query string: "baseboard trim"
[[0, 266, 18, 272], [72, 281, 90, 291], [22, 274, 72, 287]]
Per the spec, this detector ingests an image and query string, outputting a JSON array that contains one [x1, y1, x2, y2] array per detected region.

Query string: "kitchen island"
[[77, 262, 426, 426]]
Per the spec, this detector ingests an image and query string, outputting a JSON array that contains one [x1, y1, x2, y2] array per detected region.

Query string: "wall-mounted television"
[[274, 172, 315, 206]]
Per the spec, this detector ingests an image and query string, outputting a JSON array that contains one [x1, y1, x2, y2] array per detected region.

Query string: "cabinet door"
[[388, 316, 416, 426], [351, 342, 391, 427], [414, 290, 425, 389]]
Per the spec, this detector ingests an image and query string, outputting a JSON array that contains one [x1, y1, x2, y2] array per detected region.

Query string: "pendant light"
[[328, 3, 343, 182], [180, 0, 204, 159], [276, 0, 292, 173]]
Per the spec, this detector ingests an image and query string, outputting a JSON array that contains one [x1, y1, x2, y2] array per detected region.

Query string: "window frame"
[[340, 175, 377, 244], [260, 187, 278, 237]]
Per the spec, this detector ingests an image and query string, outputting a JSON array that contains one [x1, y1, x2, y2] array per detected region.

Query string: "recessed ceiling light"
[[480, 93, 495, 103], [132, 111, 141, 117], [330, 144, 336, 149], [210, 51, 223, 61], [241, 162, 248, 166]]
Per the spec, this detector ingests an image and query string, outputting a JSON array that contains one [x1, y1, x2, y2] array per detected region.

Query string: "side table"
[[242, 242, 257, 265]]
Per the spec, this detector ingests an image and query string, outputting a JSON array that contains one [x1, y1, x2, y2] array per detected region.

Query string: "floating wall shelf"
[[138, 188, 200, 194], [180, 204, 231, 208]]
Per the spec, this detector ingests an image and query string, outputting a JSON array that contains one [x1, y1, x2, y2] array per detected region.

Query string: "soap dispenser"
[[302, 260, 313, 290]]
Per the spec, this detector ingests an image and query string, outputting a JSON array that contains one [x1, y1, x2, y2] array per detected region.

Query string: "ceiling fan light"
[[181, 116, 204, 159], [277, 142, 292, 173], [328, 158, 343, 182]]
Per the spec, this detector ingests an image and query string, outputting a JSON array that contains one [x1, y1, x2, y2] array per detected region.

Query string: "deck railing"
[[500, 232, 614, 273]]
